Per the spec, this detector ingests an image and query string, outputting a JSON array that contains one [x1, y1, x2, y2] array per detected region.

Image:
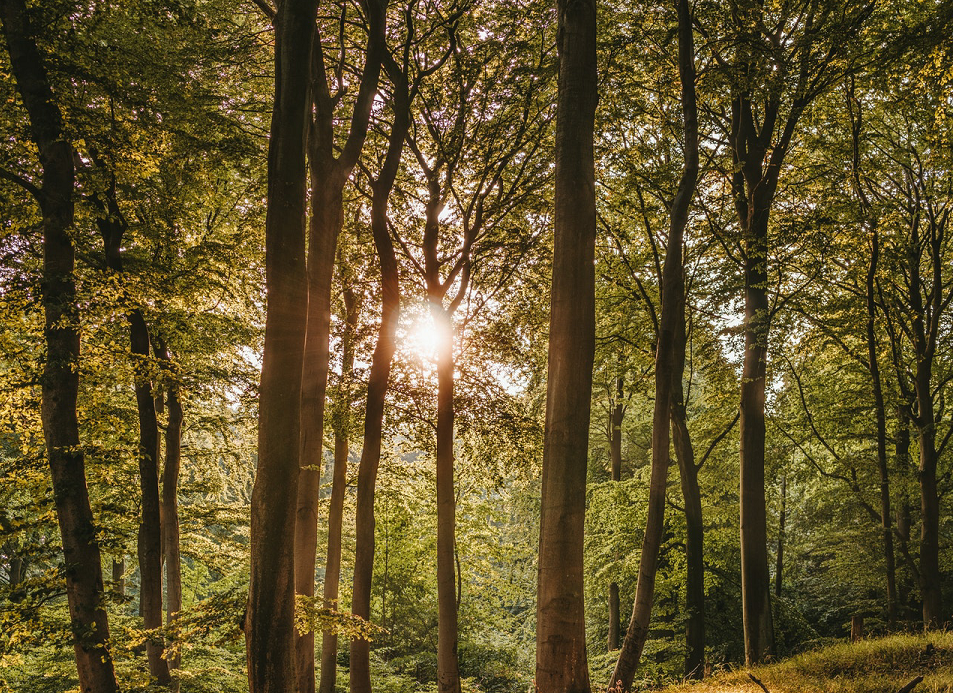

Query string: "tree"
[[700, 0, 874, 663], [245, 1, 316, 691], [294, 1, 387, 686], [0, 0, 120, 690], [610, 0, 698, 687], [535, 0, 597, 690]]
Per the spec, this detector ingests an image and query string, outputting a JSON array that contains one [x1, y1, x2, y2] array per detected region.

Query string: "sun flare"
[[407, 318, 452, 359]]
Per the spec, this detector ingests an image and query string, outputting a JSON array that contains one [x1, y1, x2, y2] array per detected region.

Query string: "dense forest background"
[[1, 0, 952, 692]]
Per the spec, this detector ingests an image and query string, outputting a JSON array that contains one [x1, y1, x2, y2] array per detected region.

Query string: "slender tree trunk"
[[738, 202, 775, 665], [130, 310, 169, 684], [610, 2, 697, 687], [158, 342, 183, 683], [295, 181, 342, 693], [317, 283, 357, 693], [608, 378, 623, 652], [848, 82, 899, 627], [433, 306, 461, 693], [296, 6, 386, 686], [904, 210, 943, 629], [774, 477, 785, 599], [535, 1, 597, 691], [0, 2, 119, 690], [113, 558, 125, 597], [894, 404, 918, 608], [349, 72, 405, 692], [915, 385, 941, 628], [245, 1, 316, 691], [863, 224, 898, 626], [671, 296, 705, 679], [348, 248, 399, 693], [88, 109, 169, 686]]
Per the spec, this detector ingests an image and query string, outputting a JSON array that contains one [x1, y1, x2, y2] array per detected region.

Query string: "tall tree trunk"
[[129, 310, 169, 684], [849, 81, 898, 627], [433, 306, 461, 693], [295, 181, 342, 693], [113, 558, 125, 597], [0, 1, 119, 690], [774, 477, 785, 599], [246, 1, 316, 691], [608, 377, 623, 652], [671, 300, 705, 680], [158, 341, 183, 683], [738, 199, 775, 665], [864, 225, 898, 626], [535, 0, 597, 690], [296, 6, 386, 687], [894, 404, 918, 609], [317, 282, 357, 693], [87, 105, 169, 686], [610, 1, 697, 687], [348, 63, 406, 693], [915, 382, 941, 628]]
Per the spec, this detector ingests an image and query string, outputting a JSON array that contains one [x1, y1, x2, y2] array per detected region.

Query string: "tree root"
[[748, 673, 770, 693], [897, 675, 924, 693]]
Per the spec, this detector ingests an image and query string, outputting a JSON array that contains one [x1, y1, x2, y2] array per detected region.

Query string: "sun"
[[407, 317, 452, 359]]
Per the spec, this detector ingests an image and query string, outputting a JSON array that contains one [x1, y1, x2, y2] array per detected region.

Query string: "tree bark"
[[0, 1, 120, 690], [113, 558, 125, 597], [775, 477, 785, 599], [93, 162, 170, 686], [317, 282, 357, 693], [432, 305, 461, 693], [608, 378, 623, 652], [130, 309, 169, 684], [610, 0, 697, 687], [246, 1, 316, 691], [865, 226, 898, 625], [158, 341, 183, 683], [848, 82, 898, 627], [737, 191, 775, 666], [535, 0, 597, 690], [295, 5, 386, 688], [671, 301, 705, 679], [348, 55, 406, 693], [295, 180, 342, 693]]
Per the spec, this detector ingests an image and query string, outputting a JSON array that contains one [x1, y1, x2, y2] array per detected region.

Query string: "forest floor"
[[659, 632, 953, 693]]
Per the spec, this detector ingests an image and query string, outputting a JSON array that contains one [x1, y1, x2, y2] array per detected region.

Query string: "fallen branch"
[[897, 675, 924, 693], [748, 673, 770, 693]]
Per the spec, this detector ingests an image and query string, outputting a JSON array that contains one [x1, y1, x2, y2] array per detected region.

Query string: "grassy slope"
[[659, 633, 953, 693]]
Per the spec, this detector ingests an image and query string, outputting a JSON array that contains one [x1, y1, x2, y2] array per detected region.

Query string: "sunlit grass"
[[660, 632, 953, 693]]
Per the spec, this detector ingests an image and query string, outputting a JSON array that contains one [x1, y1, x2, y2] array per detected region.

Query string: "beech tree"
[[535, 0, 597, 690], [0, 1, 120, 690], [245, 1, 316, 691]]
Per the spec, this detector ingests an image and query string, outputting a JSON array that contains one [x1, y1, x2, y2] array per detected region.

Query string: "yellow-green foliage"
[[662, 633, 953, 693]]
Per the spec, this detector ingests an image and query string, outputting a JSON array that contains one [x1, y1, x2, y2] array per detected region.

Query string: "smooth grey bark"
[[535, 0, 596, 691], [0, 1, 120, 690], [245, 1, 316, 691]]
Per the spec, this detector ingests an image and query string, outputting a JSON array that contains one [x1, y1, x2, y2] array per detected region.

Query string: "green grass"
[[658, 632, 953, 693]]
